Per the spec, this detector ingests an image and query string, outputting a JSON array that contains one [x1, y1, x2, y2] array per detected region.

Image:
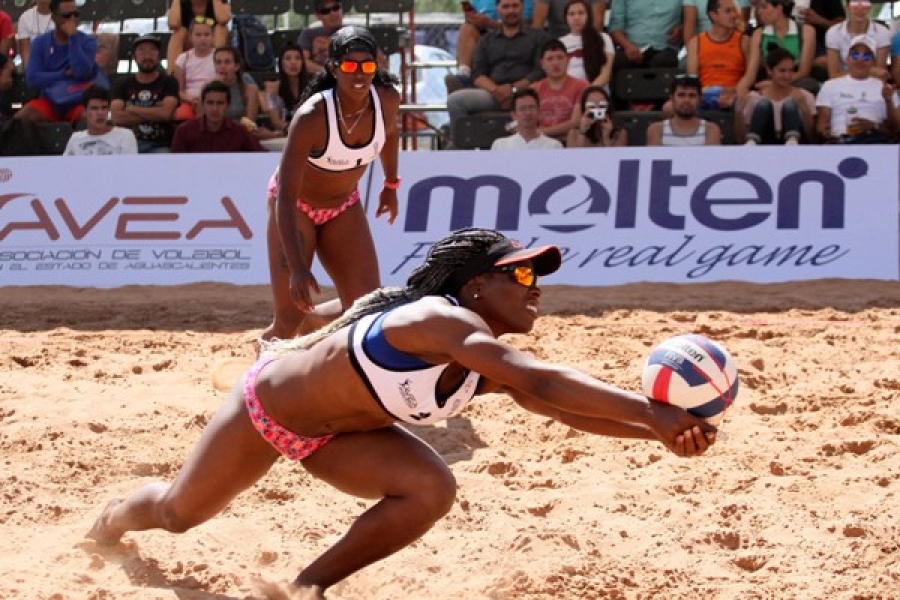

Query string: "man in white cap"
[[815, 34, 898, 143]]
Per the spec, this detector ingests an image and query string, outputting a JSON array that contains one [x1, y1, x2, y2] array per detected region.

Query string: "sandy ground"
[[1, 280, 899, 599]]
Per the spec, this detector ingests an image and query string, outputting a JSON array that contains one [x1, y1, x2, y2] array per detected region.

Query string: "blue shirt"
[[472, 0, 534, 20], [683, 0, 750, 36], [608, 0, 683, 51], [26, 30, 98, 91]]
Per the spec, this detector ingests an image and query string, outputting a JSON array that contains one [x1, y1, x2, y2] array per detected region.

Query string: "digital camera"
[[588, 106, 608, 121]]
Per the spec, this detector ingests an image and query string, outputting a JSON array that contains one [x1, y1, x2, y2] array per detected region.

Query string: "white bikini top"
[[347, 303, 482, 425], [306, 87, 385, 172]]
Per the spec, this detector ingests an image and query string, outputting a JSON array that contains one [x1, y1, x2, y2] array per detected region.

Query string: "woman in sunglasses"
[[260, 26, 401, 345], [88, 227, 716, 597], [166, 0, 231, 74]]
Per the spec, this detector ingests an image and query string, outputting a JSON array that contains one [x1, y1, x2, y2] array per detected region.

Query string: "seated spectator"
[[796, 0, 846, 69], [258, 43, 312, 152], [491, 88, 563, 149], [167, 0, 230, 74], [532, 38, 588, 140], [567, 85, 627, 147], [446, 0, 535, 92], [745, 0, 818, 92], [111, 34, 179, 154], [171, 80, 266, 152], [298, 0, 346, 75], [683, 0, 751, 44], [647, 75, 722, 145], [533, 0, 604, 38], [559, 0, 614, 89], [212, 47, 260, 122], [16, 0, 53, 68], [95, 33, 119, 76], [684, 0, 753, 111], [15, 1, 103, 124], [816, 35, 898, 143], [735, 47, 816, 144], [262, 43, 311, 135], [447, 0, 548, 138], [64, 85, 137, 155], [173, 17, 217, 121], [825, 0, 889, 80], [608, 0, 683, 70]]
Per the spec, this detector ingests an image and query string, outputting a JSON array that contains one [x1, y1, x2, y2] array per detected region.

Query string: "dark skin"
[[87, 259, 715, 598], [263, 50, 401, 342]]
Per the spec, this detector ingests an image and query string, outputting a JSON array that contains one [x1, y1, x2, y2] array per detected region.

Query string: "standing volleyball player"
[[262, 26, 401, 343]]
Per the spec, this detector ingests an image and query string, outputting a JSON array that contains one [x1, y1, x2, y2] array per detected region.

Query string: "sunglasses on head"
[[491, 265, 538, 288], [56, 10, 80, 19], [338, 59, 378, 74], [849, 50, 874, 61], [318, 3, 342, 14], [193, 15, 215, 25]]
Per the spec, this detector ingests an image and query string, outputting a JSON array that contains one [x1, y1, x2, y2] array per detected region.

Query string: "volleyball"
[[642, 334, 739, 425]]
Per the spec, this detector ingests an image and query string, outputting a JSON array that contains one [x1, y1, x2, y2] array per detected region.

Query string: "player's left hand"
[[377, 188, 398, 224]]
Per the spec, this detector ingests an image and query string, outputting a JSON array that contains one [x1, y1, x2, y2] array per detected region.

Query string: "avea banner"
[[0, 145, 897, 288]]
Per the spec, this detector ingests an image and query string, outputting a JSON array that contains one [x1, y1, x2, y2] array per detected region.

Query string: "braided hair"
[[271, 228, 508, 354]]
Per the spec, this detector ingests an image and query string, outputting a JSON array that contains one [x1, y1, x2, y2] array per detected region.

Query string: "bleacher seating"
[[108, 0, 168, 21], [269, 29, 302, 54], [5, 0, 33, 23], [613, 68, 679, 110], [452, 112, 511, 150], [702, 111, 737, 145], [37, 123, 74, 155], [613, 111, 664, 148]]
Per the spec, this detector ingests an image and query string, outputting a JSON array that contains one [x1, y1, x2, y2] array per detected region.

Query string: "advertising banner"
[[372, 145, 900, 285], [1, 146, 897, 288]]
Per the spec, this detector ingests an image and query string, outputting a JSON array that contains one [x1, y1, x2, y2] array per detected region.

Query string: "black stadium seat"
[[38, 123, 74, 156], [269, 29, 302, 54], [613, 68, 679, 110], [452, 112, 511, 150], [613, 110, 664, 147]]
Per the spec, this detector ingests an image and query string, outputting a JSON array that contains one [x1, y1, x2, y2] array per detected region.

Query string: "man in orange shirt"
[[685, 0, 753, 111]]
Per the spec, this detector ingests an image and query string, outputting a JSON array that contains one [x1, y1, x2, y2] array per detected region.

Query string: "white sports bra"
[[306, 87, 385, 172], [347, 304, 482, 425]]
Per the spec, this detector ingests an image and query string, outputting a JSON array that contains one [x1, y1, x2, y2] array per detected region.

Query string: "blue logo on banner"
[[404, 158, 868, 234]]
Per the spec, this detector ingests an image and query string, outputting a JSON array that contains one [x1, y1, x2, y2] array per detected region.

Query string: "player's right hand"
[[288, 269, 320, 312]]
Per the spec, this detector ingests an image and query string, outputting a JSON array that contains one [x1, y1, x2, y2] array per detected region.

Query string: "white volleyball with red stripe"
[[642, 334, 739, 426]]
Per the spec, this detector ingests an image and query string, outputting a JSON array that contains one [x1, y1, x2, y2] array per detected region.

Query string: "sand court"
[[1, 280, 899, 598]]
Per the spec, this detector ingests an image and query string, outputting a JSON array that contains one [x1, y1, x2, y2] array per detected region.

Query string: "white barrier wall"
[[1, 145, 897, 288]]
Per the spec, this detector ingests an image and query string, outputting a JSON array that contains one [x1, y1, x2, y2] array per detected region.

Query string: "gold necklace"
[[336, 93, 370, 134]]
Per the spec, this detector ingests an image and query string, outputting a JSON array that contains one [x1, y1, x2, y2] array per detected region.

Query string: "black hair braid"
[[271, 228, 507, 354]]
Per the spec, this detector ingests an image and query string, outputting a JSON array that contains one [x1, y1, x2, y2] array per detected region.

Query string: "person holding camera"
[[567, 85, 627, 147]]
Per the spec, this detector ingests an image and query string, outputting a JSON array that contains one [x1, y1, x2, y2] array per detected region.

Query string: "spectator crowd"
[[3, 0, 900, 154]]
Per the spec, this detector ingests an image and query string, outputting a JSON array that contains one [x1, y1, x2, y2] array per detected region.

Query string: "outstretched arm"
[[387, 302, 716, 456]]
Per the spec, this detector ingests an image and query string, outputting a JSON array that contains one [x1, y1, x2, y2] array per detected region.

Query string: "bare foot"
[[85, 498, 124, 546], [253, 577, 326, 599]]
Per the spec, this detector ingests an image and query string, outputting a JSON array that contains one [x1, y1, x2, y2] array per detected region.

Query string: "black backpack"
[[231, 13, 276, 71]]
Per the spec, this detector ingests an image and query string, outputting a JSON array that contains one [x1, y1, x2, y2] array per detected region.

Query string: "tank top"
[[347, 303, 482, 426], [698, 30, 746, 89], [306, 87, 386, 172], [661, 119, 708, 147]]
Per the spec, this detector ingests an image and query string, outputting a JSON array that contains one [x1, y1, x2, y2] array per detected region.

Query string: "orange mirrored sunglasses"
[[492, 265, 538, 288], [338, 59, 378, 74]]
